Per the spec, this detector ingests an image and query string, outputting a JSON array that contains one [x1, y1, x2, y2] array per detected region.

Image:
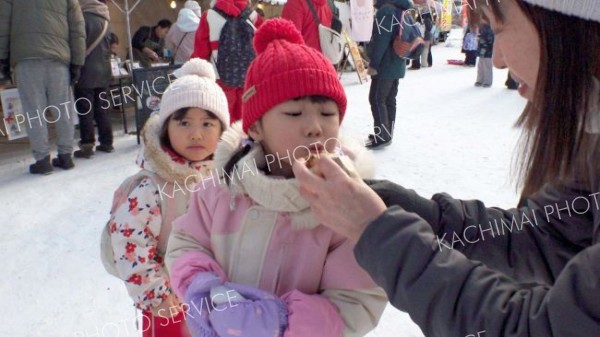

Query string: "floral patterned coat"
[[108, 113, 212, 310]]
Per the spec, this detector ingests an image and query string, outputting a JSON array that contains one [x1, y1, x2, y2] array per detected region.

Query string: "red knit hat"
[[241, 18, 347, 133]]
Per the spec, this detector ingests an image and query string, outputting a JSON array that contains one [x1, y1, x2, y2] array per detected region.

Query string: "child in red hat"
[[166, 18, 386, 337]]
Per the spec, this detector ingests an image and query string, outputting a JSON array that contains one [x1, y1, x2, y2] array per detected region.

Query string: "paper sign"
[[0, 88, 28, 140], [344, 31, 369, 83]]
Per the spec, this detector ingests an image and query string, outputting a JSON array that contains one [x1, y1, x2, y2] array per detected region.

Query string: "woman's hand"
[[293, 156, 387, 242]]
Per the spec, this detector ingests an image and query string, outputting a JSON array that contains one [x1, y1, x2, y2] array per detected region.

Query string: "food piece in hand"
[[305, 152, 358, 178]]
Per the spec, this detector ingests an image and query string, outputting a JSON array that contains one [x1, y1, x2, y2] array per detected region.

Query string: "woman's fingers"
[[292, 159, 324, 194], [315, 155, 352, 182], [294, 155, 388, 242], [294, 155, 354, 192]]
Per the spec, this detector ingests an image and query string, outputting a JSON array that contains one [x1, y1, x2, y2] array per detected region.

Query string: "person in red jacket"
[[191, 0, 263, 123], [281, 0, 333, 53]]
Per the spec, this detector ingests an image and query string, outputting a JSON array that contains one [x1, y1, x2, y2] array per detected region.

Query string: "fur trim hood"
[[139, 113, 212, 184], [212, 122, 374, 229]]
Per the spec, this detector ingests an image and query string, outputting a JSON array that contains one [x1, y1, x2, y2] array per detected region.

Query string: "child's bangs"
[[171, 108, 222, 126], [292, 95, 335, 104], [170, 108, 190, 121]]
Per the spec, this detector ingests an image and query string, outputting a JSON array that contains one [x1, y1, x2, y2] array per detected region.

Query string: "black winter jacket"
[[358, 133, 600, 337], [78, 12, 111, 89], [367, 0, 412, 79]]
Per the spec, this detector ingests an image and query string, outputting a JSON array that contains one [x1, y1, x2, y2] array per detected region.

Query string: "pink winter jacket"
[[166, 125, 387, 337]]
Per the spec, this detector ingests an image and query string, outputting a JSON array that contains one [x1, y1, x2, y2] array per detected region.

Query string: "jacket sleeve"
[[164, 27, 176, 51], [132, 26, 151, 51], [354, 206, 600, 337], [67, 0, 86, 66], [82, 14, 94, 49], [0, 0, 11, 61], [165, 188, 228, 300], [366, 178, 595, 284], [191, 11, 211, 60], [281, 234, 387, 337], [109, 178, 172, 311]]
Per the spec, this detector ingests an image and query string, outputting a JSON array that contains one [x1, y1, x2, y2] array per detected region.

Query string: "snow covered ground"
[[0, 30, 526, 337]]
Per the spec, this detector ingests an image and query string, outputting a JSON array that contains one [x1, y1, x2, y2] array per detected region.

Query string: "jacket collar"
[[214, 123, 374, 229]]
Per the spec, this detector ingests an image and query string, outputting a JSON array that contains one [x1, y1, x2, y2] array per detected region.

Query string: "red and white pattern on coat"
[[108, 178, 171, 310]]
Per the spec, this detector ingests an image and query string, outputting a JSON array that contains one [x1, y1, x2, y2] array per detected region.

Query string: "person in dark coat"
[[293, 0, 600, 336], [365, 0, 412, 149], [74, 0, 114, 158], [132, 19, 172, 68], [475, 18, 494, 87]]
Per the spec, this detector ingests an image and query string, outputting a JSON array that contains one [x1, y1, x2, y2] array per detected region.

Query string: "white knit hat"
[[158, 58, 229, 128], [522, 0, 600, 23], [184, 0, 202, 17]]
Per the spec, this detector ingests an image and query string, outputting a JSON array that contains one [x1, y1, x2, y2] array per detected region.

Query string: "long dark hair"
[[223, 141, 253, 186], [474, 0, 600, 197]]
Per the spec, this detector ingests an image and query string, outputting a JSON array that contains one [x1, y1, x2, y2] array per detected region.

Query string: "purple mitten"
[[184, 272, 223, 337], [208, 282, 289, 337]]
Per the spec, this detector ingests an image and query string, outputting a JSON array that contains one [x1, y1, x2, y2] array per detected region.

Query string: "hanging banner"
[[350, 0, 374, 42]]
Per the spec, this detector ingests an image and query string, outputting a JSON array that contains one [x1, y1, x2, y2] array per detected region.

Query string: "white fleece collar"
[[213, 122, 375, 229]]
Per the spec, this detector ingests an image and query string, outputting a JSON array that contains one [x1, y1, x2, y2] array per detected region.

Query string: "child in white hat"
[[104, 58, 228, 337]]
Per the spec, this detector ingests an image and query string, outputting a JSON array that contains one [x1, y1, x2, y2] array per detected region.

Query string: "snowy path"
[[0, 30, 526, 337]]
